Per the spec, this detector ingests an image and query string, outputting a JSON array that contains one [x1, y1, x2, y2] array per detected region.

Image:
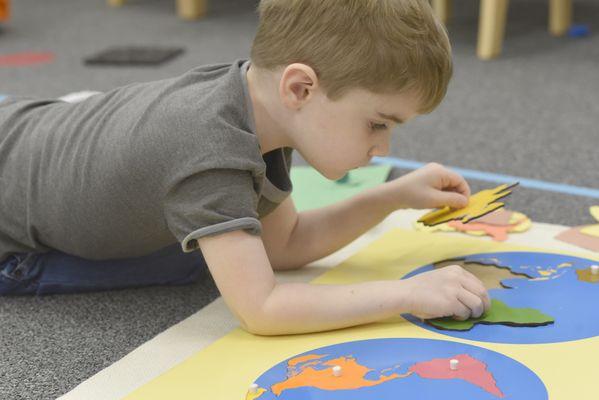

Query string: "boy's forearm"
[[252, 279, 410, 335], [282, 185, 396, 269]]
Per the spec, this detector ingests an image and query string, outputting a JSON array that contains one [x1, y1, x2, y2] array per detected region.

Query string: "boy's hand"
[[402, 264, 491, 320], [382, 162, 471, 211]]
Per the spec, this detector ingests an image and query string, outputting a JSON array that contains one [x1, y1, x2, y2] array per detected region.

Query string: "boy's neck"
[[246, 64, 295, 155]]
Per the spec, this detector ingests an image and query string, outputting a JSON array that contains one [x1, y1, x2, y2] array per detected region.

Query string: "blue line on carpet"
[[0, 95, 7, 102], [372, 156, 599, 199]]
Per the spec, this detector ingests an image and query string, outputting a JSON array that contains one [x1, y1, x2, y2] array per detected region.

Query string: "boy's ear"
[[279, 63, 319, 109]]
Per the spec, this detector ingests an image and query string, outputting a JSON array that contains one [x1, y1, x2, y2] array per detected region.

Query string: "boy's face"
[[291, 87, 421, 180]]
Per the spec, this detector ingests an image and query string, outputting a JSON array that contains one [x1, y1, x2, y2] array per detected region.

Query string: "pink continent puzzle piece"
[[409, 354, 505, 398]]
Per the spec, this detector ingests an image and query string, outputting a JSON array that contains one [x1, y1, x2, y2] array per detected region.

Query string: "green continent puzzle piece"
[[427, 299, 554, 331]]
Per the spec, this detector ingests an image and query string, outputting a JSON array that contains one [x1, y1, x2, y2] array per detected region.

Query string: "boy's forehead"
[[342, 88, 421, 119]]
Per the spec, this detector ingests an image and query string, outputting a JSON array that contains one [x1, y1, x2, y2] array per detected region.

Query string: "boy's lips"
[[353, 158, 372, 169]]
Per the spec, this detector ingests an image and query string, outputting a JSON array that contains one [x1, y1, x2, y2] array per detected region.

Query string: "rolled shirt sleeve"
[[164, 168, 263, 252]]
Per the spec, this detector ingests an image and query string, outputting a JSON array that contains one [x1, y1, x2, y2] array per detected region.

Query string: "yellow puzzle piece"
[[418, 183, 518, 227], [580, 206, 599, 237], [246, 387, 266, 400], [581, 225, 599, 237]]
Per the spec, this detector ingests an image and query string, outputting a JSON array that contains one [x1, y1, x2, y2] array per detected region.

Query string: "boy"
[[0, 0, 490, 335]]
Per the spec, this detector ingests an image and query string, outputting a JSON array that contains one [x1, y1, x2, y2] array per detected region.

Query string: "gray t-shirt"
[[0, 60, 292, 262]]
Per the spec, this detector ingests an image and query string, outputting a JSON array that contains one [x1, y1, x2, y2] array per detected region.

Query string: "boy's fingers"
[[458, 290, 485, 318], [439, 191, 469, 209], [452, 301, 471, 321], [442, 168, 471, 198], [457, 178, 471, 198], [461, 271, 491, 310]]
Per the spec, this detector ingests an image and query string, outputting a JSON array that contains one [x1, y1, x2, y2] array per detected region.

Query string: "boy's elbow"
[[267, 243, 308, 271], [240, 319, 278, 336], [271, 260, 307, 271], [242, 324, 279, 336], [237, 304, 287, 336]]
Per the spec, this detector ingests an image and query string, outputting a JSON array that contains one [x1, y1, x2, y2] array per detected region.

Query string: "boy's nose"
[[370, 141, 390, 157], [368, 147, 389, 157]]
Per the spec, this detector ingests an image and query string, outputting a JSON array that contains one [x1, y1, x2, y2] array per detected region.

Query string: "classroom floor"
[[0, 0, 598, 398]]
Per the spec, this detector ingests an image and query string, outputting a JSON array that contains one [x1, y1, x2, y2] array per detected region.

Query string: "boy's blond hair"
[[251, 0, 452, 113]]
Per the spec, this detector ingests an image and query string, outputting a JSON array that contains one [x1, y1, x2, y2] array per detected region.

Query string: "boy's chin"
[[323, 169, 350, 181], [313, 166, 339, 180], [311, 161, 351, 180]]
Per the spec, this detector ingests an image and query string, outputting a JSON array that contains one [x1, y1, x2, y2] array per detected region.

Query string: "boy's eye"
[[370, 122, 388, 131]]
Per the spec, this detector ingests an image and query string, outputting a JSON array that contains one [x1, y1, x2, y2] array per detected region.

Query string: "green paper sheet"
[[290, 165, 392, 211]]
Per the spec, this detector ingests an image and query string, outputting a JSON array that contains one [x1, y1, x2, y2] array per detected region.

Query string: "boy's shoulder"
[[128, 60, 264, 177], [143, 60, 247, 115], [149, 60, 258, 153], [124, 61, 251, 139]]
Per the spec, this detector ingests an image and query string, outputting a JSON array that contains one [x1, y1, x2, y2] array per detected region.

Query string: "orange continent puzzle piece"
[[271, 355, 406, 395]]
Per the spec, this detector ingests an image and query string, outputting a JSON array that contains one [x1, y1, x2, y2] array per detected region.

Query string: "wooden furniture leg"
[[549, 0, 572, 36], [0, 0, 9, 21], [431, 0, 453, 24], [477, 0, 510, 60], [176, 0, 207, 20], [107, 0, 126, 7]]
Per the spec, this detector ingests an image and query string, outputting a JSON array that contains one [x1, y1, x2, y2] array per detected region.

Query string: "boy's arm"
[[197, 163, 488, 335], [261, 190, 392, 270], [198, 229, 489, 336], [263, 162, 473, 270]]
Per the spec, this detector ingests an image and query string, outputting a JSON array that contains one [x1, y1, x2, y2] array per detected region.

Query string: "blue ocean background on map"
[[253, 338, 547, 400], [402, 252, 599, 344]]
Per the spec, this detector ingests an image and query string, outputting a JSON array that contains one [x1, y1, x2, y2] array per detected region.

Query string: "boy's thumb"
[[441, 192, 469, 209]]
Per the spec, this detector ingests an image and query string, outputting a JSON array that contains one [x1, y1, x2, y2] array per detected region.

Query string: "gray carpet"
[[0, 0, 597, 399]]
